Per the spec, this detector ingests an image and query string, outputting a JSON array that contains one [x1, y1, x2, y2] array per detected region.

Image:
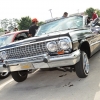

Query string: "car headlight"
[[46, 41, 57, 52], [58, 38, 72, 50], [0, 51, 7, 59]]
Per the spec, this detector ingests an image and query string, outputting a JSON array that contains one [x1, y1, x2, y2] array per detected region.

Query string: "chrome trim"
[[5, 54, 47, 64], [5, 43, 48, 59], [90, 40, 100, 46], [0, 72, 9, 77], [5, 50, 80, 72], [0, 64, 8, 72], [83, 16, 87, 27], [0, 36, 70, 51], [83, 52, 89, 74]]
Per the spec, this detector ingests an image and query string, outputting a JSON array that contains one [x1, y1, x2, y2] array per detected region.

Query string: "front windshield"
[[0, 34, 14, 47], [36, 16, 83, 36]]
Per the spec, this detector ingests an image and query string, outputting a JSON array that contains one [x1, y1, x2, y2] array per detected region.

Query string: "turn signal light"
[[57, 50, 64, 55]]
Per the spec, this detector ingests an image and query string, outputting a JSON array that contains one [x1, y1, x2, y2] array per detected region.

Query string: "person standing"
[[14, 28, 18, 32], [5, 30, 10, 34], [4, 30, 7, 34], [29, 18, 39, 37], [62, 12, 68, 18], [92, 11, 98, 20], [87, 16, 91, 25]]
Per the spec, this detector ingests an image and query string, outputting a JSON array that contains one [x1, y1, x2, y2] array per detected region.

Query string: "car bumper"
[[4, 50, 80, 72], [0, 64, 8, 72]]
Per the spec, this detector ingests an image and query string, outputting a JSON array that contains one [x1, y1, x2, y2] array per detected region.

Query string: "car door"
[[90, 18, 100, 53]]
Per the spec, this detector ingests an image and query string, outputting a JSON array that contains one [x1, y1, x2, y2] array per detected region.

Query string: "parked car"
[[0, 30, 29, 79], [1, 15, 100, 82]]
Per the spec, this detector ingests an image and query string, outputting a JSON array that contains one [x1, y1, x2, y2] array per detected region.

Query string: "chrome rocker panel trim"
[[4, 50, 80, 72]]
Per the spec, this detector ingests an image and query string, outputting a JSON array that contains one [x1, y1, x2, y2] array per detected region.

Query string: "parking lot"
[[0, 51, 100, 100]]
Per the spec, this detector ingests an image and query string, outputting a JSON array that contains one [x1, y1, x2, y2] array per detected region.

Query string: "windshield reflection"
[[0, 34, 14, 47], [36, 16, 83, 36]]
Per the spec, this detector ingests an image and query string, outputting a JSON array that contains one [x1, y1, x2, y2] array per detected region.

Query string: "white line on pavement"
[[0, 69, 39, 90], [0, 78, 14, 90]]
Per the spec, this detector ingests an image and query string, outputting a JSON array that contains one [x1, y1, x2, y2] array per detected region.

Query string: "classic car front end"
[[0, 30, 29, 79], [2, 36, 80, 70], [1, 15, 99, 82]]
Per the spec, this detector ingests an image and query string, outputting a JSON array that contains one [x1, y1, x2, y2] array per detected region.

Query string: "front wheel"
[[11, 70, 28, 82], [75, 51, 89, 78]]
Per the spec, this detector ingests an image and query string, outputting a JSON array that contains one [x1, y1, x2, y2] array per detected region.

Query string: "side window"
[[14, 32, 29, 41]]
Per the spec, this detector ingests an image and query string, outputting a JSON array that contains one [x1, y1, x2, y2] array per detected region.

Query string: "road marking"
[[0, 78, 14, 90], [0, 69, 39, 90]]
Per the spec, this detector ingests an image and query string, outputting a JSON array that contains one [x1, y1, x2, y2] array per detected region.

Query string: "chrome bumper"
[[0, 64, 8, 72], [4, 50, 80, 72]]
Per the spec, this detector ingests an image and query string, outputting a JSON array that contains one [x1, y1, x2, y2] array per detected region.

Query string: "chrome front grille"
[[6, 42, 48, 59]]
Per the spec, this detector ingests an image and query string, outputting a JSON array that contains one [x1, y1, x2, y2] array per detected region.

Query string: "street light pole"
[[77, 9, 79, 13], [49, 9, 53, 18]]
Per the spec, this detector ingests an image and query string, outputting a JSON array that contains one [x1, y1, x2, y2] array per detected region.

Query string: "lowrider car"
[[0, 30, 29, 79], [1, 15, 100, 82]]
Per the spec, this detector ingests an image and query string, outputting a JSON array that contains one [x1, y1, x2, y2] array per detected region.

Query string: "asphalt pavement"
[[0, 51, 100, 100]]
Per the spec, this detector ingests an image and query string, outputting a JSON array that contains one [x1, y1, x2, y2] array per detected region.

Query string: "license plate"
[[21, 64, 31, 69]]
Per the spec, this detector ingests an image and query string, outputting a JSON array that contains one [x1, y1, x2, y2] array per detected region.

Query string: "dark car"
[[0, 15, 100, 82], [0, 30, 29, 79]]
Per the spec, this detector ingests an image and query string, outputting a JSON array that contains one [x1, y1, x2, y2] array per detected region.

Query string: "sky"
[[0, 0, 100, 21]]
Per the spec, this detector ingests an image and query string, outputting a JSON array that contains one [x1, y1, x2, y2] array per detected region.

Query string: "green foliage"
[[1, 19, 9, 30], [18, 16, 31, 30], [95, 9, 100, 17], [0, 18, 19, 31], [85, 7, 95, 18], [38, 21, 44, 26], [85, 7, 100, 18], [0, 28, 4, 32], [8, 18, 19, 31]]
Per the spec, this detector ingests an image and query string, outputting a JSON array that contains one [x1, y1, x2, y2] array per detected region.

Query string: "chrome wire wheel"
[[0, 72, 10, 79], [83, 52, 89, 75], [75, 51, 90, 78], [0, 72, 9, 77]]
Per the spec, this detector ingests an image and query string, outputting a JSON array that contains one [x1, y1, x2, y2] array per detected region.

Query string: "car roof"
[[1, 30, 29, 37]]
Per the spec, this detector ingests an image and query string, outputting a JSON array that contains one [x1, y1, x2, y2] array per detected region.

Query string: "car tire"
[[75, 51, 89, 78], [11, 71, 28, 82], [0, 72, 10, 79]]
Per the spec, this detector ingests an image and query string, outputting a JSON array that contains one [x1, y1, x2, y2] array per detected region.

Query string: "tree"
[[18, 16, 31, 30], [1, 19, 9, 30], [38, 21, 44, 26], [95, 9, 100, 17], [0, 18, 19, 31], [85, 7, 95, 18], [0, 28, 4, 32], [85, 7, 100, 18]]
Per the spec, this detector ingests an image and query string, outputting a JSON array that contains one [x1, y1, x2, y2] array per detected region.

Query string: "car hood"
[[0, 29, 84, 51]]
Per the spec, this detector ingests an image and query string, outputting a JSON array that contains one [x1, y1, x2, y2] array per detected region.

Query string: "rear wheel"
[[11, 70, 28, 82], [0, 72, 10, 79], [75, 51, 89, 78]]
